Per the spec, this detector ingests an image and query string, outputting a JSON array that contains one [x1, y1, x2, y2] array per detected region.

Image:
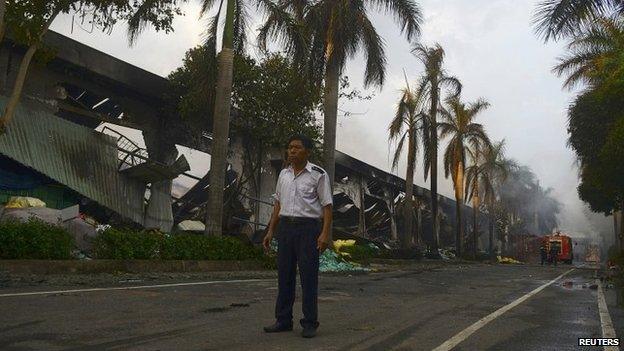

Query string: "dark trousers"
[[275, 220, 321, 329]]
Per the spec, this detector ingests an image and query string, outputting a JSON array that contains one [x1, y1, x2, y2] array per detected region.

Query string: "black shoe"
[[301, 326, 316, 338], [264, 322, 293, 333]]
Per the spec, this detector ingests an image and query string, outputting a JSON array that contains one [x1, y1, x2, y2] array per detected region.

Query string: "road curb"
[[0, 259, 270, 275]]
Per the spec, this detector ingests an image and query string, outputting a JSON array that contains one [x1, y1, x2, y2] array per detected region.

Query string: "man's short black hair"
[[287, 134, 314, 150]]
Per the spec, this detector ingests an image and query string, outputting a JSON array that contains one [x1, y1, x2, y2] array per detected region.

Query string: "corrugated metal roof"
[[0, 97, 145, 224]]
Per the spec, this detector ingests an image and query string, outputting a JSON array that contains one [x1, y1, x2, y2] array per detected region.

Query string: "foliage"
[[168, 50, 322, 146], [465, 140, 511, 206], [566, 62, 624, 214], [259, 0, 422, 86], [439, 95, 490, 182], [410, 43, 462, 180], [93, 228, 164, 259], [0, 219, 74, 259], [161, 234, 263, 260], [533, 0, 624, 41], [6, 1, 183, 47], [92, 228, 269, 262], [553, 16, 624, 90], [231, 54, 323, 150], [338, 243, 377, 264]]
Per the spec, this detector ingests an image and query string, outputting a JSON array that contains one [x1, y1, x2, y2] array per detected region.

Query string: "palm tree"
[[129, 0, 257, 236], [465, 140, 511, 259], [259, 0, 422, 187], [389, 82, 425, 248], [439, 95, 490, 258], [533, 0, 624, 41], [410, 44, 461, 252], [553, 16, 624, 90], [464, 141, 487, 259]]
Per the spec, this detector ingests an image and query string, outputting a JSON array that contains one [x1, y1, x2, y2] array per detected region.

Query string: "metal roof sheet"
[[0, 97, 145, 224]]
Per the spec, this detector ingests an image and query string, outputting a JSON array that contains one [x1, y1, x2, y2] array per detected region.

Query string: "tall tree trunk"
[[416, 201, 423, 246], [454, 161, 464, 258], [429, 85, 440, 251], [0, 12, 58, 132], [0, 1, 6, 47], [615, 210, 621, 252], [488, 197, 495, 259], [205, 0, 236, 236], [403, 126, 416, 248], [472, 180, 479, 260], [358, 175, 367, 238], [323, 63, 339, 186]]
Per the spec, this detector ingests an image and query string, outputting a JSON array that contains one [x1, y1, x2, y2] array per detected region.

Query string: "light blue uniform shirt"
[[273, 162, 333, 219]]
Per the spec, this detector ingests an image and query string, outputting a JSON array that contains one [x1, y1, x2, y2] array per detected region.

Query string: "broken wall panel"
[[0, 97, 146, 225]]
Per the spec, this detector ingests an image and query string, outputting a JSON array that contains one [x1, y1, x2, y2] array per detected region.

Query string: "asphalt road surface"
[[0, 264, 619, 351]]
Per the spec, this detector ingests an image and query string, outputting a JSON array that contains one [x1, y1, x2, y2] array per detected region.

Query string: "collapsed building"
[[0, 31, 485, 249]]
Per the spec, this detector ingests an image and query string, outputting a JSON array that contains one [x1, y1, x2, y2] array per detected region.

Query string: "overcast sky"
[[50, 0, 609, 237]]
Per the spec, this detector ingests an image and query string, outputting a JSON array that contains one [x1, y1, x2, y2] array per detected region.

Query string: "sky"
[[50, 0, 611, 238]]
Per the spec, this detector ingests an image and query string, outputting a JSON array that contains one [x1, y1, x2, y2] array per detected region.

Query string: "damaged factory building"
[[0, 31, 481, 249]]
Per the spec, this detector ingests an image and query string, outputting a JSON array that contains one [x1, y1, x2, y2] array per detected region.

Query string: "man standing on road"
[[263, 134, 333, 339]]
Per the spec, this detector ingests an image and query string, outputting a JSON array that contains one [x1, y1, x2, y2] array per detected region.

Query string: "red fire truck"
[[542, 233, 574, 264]]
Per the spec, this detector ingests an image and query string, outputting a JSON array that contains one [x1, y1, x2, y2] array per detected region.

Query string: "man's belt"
[[279, 216, 321, 224]]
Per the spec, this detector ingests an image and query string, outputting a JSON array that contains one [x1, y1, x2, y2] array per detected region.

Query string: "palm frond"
[[233, 0, 249, 53], [439, 75, 462, 97], [366, 0, 422, 41], [533, 0, 619, 41], [358, 12, 387, 87], [200, 0, 222, 17], [391, 131, 408, 171], [257, 0, 308, 59]]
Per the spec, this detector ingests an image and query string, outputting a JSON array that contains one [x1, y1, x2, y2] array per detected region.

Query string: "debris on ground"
[[4, 196, 46, 209], [268, 238, 368, 273], [589, 284, 598, 290], [2, 198, 98, 255], [333, 239, 356, 259], [176, 220, 205, 232], [497, 256, 523, 264], [438, 249, 456, 260], [319, 249, 369, 273]]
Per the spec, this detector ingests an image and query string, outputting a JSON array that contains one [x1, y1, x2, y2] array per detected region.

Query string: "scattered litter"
[[320, 250, 369, 273], [176, 220, 205, 232], [497, 256, 522, 264], [96, 225, 111, 233], [4, 196, 46, 209], [72, 250, 92, 260], [334, 239, 356, 257], [438, 249, 456, 260]]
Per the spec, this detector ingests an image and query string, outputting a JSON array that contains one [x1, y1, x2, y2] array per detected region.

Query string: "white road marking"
[[432, 269, 574, 351], [596, 278, 620, 351], [0, 278, 274, 298]]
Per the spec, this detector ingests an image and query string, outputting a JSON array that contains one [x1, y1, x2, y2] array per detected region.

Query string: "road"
[[0, 264, 619, 350]]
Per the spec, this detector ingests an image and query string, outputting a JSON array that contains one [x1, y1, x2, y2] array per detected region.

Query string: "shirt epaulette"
[[311, 166, 325, 174]]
